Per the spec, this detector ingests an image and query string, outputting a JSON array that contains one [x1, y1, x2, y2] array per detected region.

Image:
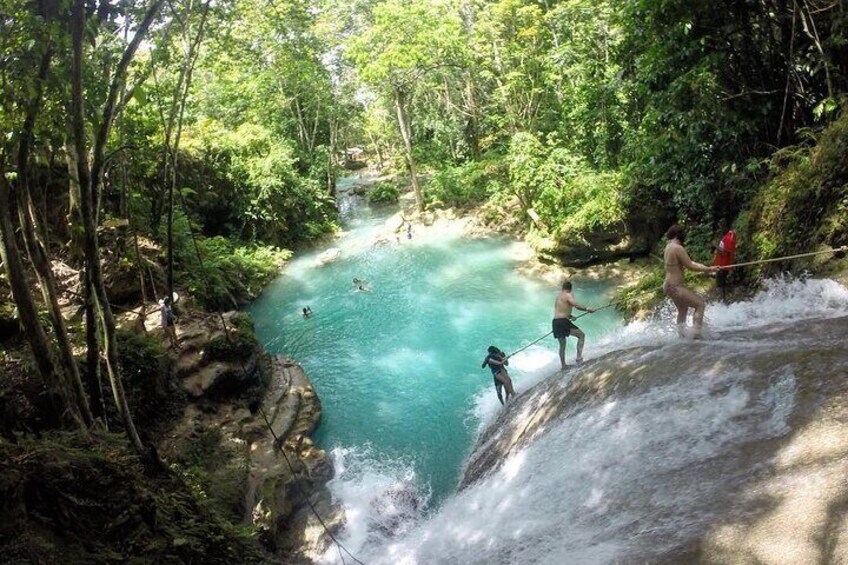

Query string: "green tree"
[[348, 0, 465, 211]]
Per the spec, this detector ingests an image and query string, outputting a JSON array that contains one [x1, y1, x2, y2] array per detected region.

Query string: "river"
[[247, 178, 621, 545], [250, 178, 848, 564]]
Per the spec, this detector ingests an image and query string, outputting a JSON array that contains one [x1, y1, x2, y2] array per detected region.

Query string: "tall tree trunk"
[[464, 76, 481, 159], [65, 143, 84, 261], [164, 0, 212, 302], [393, 87, 424, 212], [327, 115, 337, 196], [14, 46, 94, 427], [17, 184, 94, 426], [0, 172, 84, 429], [70, 0, 165, 453], [83, 270, 107, 424], [367, 131, 385, 170]]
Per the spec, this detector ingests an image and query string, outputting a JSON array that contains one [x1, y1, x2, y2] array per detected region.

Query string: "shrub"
[[207, 313, 258, 362], [115, 329, 184, 435], [368, 180, 402, 203], [746, 108, 848, 273], [162, 212, 292, 310], [181, 120, 338, 246], [425, 160, 498, 209]]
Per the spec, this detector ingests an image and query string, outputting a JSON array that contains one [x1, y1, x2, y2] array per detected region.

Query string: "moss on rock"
[[0, 433, 270, 564]]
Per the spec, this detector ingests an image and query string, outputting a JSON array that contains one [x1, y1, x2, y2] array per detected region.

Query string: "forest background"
[[2, 0, 847, 445], [4, 0, 847, 312], [1, 0, 847, 560]]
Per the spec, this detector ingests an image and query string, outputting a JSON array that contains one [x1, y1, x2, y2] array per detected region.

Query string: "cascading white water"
[[320, 277, 848, 564]]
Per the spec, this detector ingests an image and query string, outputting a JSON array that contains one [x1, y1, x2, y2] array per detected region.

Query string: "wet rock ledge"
[[154, 311, 341, 563]]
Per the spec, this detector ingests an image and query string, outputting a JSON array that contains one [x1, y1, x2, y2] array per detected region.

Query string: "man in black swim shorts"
[[553, 281, 595, 370]]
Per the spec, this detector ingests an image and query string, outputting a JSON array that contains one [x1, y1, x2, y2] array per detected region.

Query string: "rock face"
[[460, 315, 848, 563], [532, 200, 673, 266], [157, 311, 339, 563], [173, 311, 264, 398]]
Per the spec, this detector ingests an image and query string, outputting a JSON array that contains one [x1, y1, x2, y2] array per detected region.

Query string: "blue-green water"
[[248, 190, 620, 503]]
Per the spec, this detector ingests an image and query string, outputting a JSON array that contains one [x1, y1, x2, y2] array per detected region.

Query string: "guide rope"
[[505, 303, 616, 359], [174, 189, 366, 565], [504, 245, 848, 360], [718, 245, 848, 270]]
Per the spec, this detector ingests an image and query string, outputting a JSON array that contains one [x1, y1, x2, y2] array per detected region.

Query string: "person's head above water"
[[666, 224, 685, 244], [487, 345, 503, 356], [562, 280, 573, 291]]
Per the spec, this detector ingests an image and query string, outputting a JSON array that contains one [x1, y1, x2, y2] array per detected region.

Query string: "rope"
[[505, 331, 552, 359], [500, 245, 848, 361], [720, 245, 848, 270], [505, 303, 617, 359], [174, 189, 365, 565]]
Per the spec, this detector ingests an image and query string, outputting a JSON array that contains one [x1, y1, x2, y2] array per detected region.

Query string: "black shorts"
[[716, 269, 729, 288], [552, 317, 578, 339]]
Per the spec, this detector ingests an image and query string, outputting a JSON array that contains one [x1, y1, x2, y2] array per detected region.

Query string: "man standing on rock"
[[553, 281, 595, 370], [160, 295, 180, 352]]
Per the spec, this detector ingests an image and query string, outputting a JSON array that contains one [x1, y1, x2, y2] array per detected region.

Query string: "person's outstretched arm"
[[679, 246, 718, 273], [568, 296, 596, 313]]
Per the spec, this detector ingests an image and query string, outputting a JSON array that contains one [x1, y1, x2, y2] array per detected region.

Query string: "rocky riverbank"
[[364, 188, 656, 310], [132, 308, 341, 562]]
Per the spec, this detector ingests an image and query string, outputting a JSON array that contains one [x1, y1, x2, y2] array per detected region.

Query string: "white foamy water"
[[319, 277, 848, 564], [321, 446, 430, 559], [594, 276, 848, 355]]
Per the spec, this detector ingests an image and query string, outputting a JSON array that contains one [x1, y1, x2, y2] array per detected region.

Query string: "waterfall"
[[321, 277, 848, 564]]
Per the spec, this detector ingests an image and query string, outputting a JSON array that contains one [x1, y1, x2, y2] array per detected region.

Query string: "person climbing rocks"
[[663, 224, 719, 339], [302, 306, 313, 318], [481, 346, 515, 405], [711, 219, 737, 302], [553, 280, 595, 369], [159, 295, 180, 351], [406, 222, 413, 240]]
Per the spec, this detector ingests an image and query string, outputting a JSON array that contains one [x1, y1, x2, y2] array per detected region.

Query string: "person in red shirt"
[[711, 219, 737, 302]]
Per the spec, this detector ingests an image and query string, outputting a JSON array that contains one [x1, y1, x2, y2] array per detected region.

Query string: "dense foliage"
[[337, 0, 847, 260], [0, 433, 268, 563], [2, 0, 848, 560]]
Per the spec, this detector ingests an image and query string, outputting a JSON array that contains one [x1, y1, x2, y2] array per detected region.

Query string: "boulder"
[[159, 355, 337, 562], [315, 248, 342, 266], [535, 198, 673, 266]]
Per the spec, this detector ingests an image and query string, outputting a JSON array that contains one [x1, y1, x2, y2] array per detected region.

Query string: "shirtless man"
[[663, 224, 719, 339], [553, 281, 595, 369]]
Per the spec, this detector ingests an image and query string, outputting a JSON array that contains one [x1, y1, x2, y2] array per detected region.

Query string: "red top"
[[713, 230, 737, 269]]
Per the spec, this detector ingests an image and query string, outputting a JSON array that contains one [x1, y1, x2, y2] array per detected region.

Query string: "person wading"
[[481, 346, 515, 405], [553, 281, 595, 370], [663, 224, 719, 339]]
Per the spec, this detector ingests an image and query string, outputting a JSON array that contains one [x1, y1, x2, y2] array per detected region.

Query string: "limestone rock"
[[460, 315, 848, 563], [159, 354, 335, 563], [315, 248, 342, 266], [533, 199, 673, 266]]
